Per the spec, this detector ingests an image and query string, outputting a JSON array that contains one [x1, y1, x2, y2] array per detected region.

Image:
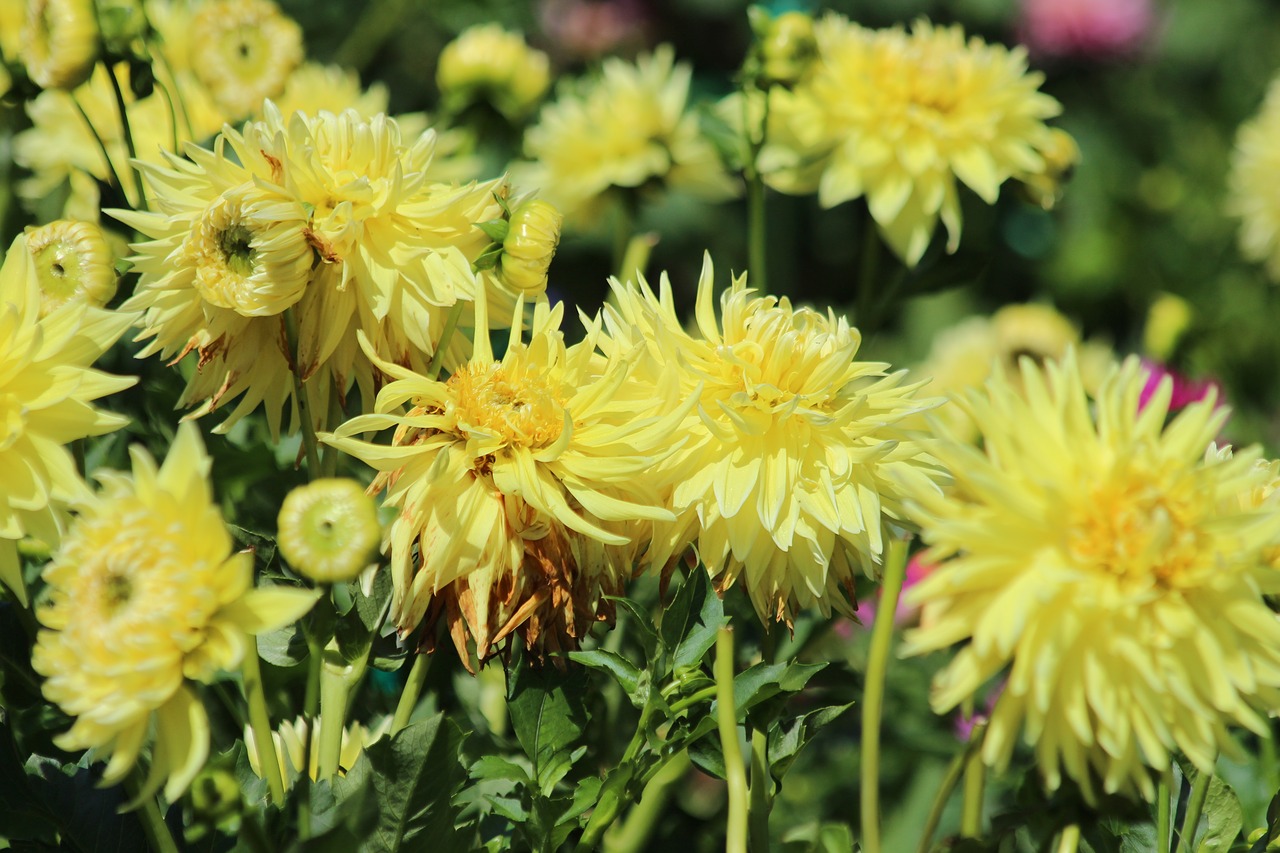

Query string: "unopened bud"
[[501, 199, 562, 296], [23, 0, 100, 90], [277, 478, 380, 584], [25, 219, 117, 315]]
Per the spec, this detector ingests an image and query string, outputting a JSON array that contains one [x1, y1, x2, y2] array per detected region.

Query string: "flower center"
[[1066, 467, 1206, 590], [104, 571, 133, 612], [447, 362, 566, 449], [217, 224, 257, 278]]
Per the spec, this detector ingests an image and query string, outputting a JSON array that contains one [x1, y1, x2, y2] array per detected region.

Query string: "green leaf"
[[506, 650, 591, 796], [660, 570, 707, 658], [334, 714, 469, 853], [733, 661, 827, 722], [18, 753, 151, 852], [255, 624, 311, 668], [352, 566, 393, 633], [780, 821, 856, 853], [672, 573, 728, 672], [609, 596, 659, 663], [1196, 771, 1244, 853], [567, 649, 643, 703], [469, 755, 533, 787], [768, 702, 854, 784]]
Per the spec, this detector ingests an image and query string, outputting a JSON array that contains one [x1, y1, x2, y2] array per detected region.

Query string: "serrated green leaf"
[[1196, 772, 1244, 853], [733, 661, 827, 722], [609, 596, 659, 663], [672, 573, 728, 671], [659, 570, 707, 657], [506, 650, 590, 796], [768, 702, 854, 784], [567, 649, 643, 701], [470, 755, 532, 786], [352, 567, 392, 633], [19, 753, 150, 852]]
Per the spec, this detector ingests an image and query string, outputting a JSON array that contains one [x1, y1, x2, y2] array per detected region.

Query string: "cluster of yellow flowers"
[[9, 2, 1280, 826]]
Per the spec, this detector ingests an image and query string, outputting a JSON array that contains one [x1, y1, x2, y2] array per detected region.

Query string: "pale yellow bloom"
[[32, 423, 319, 801], [762, 15, 1073, 266], [514, 46, 739, 224], [24, 219, 117, 315], [437, 24, 551, 120], [246, 716, 390, 785], [902, 356, 1280, 801], [598, 256, 942, 623], [23, 0, 99, 90], [323, 297, 687, 664], [277, 478, 381, 584], [190, 0, 303, 119], [1227, 76, 1280, 282], [0, 235, 134, 607], [114, 105, 509, 437]]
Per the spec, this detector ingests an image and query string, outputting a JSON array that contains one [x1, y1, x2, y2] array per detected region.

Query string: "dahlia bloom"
[[902, 355, 1280, 801], [762, 15, 1074, 266], [598, 256, 943, 623], [1227, 76, 1280, 282], [24, 219, 117, 315], [323, 297, 687, 664], [0, 234, 135, 607], [1018, 0, 1155, 59], [22, 0, 99, 90], [113, 104, 512, 436], [189, 0, 303, 120], [436, 24, 550, 120], [31, 423, 319, 801], [514, 46, 738, 224]]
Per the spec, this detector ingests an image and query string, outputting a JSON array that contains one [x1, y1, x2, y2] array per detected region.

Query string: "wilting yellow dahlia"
[[246, 716, 389, 786], [762, 15, 1073, 266], [24, 219, 117, 315], [437, 24, 551, 121], [1228, 76, 1280, 282], [190, 0, 303, 119], [22, 0, 99, 90], [323, 298, 687, 664], [0, 235, 134, 607], [113, 104, 509, 437], [902, 355, 1280, 801], [909, 303, 1115, 443], [31, 423, 319, 801], [599, 256, 942, 623], [515, 45, 738, 224]]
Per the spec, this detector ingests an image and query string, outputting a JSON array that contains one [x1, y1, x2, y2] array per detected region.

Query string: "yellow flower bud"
[[437, 24, 550, 120], [1142, 293, 1193, 361], [24, 219, 117, 315], [757, 11, 816, 86], [191, 0, 303, 119], [500, 199, 562, 296], [23, 0, 100, 90], [277, 478, 380, 584]]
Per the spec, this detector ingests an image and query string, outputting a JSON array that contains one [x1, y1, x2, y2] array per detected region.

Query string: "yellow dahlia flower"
[[190, 0, 302, 119], [902, 355, 1280, 801], [323, 297, 687, 664], [437, 24, 551, 121], [0, 235, 135, 607], [277, 478, 381, 584], [246, 715, 389, 785], [1228, 76, 1280, 282], [113, 104, 509, 437], [24, 219, 117, 315], [22, 0, 99, 90], [599, 256, 943, 623], [514, 45, 739, 224], [31, 423, 319, 801], [762, 15, 1073, 266]]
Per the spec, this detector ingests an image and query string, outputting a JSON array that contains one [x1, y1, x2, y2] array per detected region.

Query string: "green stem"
[[667, 685, 718, 715], [70, 93, 131, 207], [747, 623, 776, 853], [283, 309, 322, 477], [717, 627, 748, 853], [304, 631, 322, 717], [1055, 823, 1081, 853], [604, 750, 691, 853], [149, 44, 194, 141], [391, 651, 432, 735], [242, 643, 286, 806], [105, 64, 147, 212], [124, 768, 179, 853], [1174, 762, 1214, 853], [859, 538, 909, 853], [316, 641, 366, 780], [1157, 767, 1173, 853], [427, 301, 466, 381], [916, 723, 985, 853], [959, 744, 986, 838]]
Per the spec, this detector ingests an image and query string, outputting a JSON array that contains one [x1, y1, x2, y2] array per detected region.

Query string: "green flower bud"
[[500, 199, 562, 296], [750, 8, 816, 87], [23, 0, 100, 90], [277, 479, 380, 584], [25, 219, 117, 316]]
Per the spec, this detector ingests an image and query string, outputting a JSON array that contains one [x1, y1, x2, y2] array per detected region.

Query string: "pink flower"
[[1017, 0, 1155, 59], [955, 681, 1005, 742], [1138, 361, 1223, 414], [538, 0, 649, 61]]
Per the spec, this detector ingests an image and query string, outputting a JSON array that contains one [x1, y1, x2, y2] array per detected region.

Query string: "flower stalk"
[[242, 643, 286, 805], [716, 627, 748, 853]]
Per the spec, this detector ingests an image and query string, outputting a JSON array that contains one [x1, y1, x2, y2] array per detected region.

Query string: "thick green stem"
[[747, 623, 776, 853], [1174, 762, 1213, 853], [604, 750, 692, 853], [859, 538, 909, 853], [1157, 767, 1173, 853], [283, 309, 322, 477], [391, 651, 432, 735], [916, 722, 985, 853], [124, 768, 179, 853], [317, 641, 366, 780], [717, 627, 748, 853], [105, 65, 147, 212], [242, 642, 286, 805], [427, 301, 466, 381], [1055, 823, 1080, 853], [959, 745, 987, 838], [667, 686, 717, 715]]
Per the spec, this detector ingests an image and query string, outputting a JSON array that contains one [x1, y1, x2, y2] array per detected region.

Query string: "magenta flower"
[[1138, 361, 1223, 414], [1018, 0, 1155, 59]]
